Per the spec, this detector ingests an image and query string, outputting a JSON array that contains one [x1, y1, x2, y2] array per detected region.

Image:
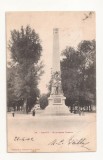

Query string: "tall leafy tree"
[[77, 40, 96, 104], [61, 40, 96, 107], [8, 25, 44, 112], [61, 47, 82, 105]]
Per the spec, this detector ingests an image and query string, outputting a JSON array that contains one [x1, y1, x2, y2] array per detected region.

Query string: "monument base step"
[[41, 105, 71, 116]]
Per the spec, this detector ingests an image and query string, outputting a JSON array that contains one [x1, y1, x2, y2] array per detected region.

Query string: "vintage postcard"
[[6, 11, 96, 152]]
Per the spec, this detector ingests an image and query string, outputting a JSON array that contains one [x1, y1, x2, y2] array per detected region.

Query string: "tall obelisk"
[[44, 28, 70, 115], [53, 28, 60, 72]]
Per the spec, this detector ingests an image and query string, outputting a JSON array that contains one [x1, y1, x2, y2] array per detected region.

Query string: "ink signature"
[[48, 136, 90, 150]]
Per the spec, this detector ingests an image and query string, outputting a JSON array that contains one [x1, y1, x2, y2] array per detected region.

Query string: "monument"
[[44, 28, 70, 115]]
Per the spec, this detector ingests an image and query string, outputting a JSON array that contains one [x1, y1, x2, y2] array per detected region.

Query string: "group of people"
[[71, 102, 85, 116], [11, 108, 36, 117]]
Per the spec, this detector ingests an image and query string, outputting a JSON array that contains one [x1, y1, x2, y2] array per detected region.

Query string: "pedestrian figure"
[[32, 109, 35, 116], [12, 111, 15, 117]]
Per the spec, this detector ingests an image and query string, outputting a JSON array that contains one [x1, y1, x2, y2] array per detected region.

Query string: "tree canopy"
[[61, 40, 96, 106], [9, 25, 42, 65], [7, 25, 44, 112]]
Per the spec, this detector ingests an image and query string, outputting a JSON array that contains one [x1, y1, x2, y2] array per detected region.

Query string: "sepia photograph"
[[6, 11, 96, 152]]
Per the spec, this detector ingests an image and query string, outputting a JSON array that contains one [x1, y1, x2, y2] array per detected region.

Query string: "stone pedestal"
[[44, 95, 70, 116], [48, 95, 66, 106]]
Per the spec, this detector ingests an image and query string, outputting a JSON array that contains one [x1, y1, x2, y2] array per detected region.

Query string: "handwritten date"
[[14, 136, 34, 141]]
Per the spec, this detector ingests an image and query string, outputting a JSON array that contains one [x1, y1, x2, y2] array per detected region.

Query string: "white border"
[[0, 0, 103, 160]]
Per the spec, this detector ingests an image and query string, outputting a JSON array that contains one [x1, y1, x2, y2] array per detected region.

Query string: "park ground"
[[7, 111, 96, 152]]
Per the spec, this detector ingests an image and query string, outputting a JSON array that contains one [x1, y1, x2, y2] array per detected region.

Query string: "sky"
[[6, 11, 96, 94]]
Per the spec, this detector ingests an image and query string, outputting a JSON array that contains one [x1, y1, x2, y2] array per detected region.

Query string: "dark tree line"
[[7, 26, 96, 111], [61, 40, 96, 109], [7, 25, 44, 112]]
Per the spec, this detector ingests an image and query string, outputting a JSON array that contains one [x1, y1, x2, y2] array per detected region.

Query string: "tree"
[[39, 94, 48, 109], [61, 47, 82, 105], [7, 66, 17, 111], [9, 25, 42, 64], [77, 40, 96, 104], [61, 40, 96, 107], [8, 25, 44, 112]]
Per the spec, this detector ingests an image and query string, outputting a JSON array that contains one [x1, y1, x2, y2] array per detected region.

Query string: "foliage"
[[61, 40, 96, 106], [39, 94, 48, 109], [7, 25, 44, 112], [8, 25, 42, 65], [7, 66, 17, 110]]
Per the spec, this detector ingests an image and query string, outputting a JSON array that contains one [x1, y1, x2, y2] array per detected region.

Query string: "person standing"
[[12, 110, 15, 117], [32, 109, 35, 116]]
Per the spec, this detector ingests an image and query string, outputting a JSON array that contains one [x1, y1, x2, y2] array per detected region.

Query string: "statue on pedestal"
[[51, 71, 63, 95]]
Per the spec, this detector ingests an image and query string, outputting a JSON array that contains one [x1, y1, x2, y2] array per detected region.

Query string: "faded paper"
[[6, 11, 96, 152]]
